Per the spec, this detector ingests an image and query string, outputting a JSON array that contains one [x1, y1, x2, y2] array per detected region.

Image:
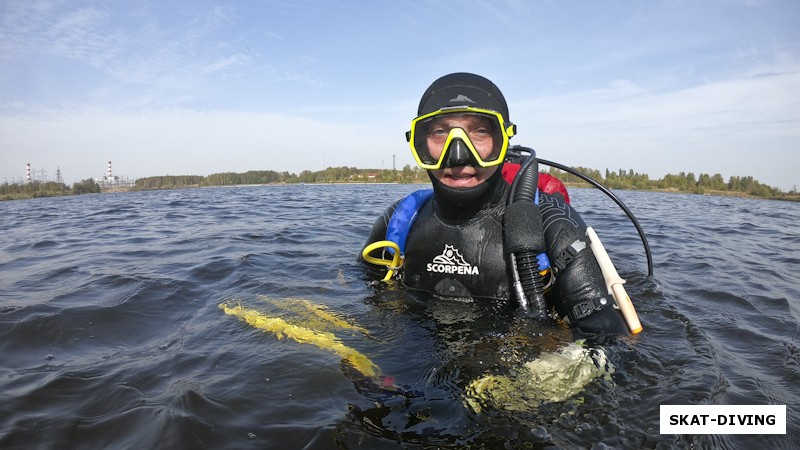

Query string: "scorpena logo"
[[427, 244, 480, 275]]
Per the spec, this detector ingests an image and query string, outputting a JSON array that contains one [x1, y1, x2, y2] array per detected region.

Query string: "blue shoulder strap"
[[385, 189, 434, 255]]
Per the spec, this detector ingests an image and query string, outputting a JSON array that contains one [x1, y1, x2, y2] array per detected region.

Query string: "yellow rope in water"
[[220, 302, 380, 378], [257, 296, 371, 336]]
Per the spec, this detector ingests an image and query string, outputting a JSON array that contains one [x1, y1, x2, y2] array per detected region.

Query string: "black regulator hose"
[[508, 148, 538, 204], [504, 148, 549, 318]]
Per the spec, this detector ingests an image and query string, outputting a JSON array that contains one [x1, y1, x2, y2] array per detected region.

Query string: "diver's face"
[[426, 115, 499, 189]]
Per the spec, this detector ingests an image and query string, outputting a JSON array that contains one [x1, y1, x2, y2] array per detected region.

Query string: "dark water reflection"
[[1, 185, 798, 449]]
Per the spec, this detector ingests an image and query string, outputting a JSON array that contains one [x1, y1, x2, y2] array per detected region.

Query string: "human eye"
[[428, 124, 450, 138], [469, 126, 492, 142]]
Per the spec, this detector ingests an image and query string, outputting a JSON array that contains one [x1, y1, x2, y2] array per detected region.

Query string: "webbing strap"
[[385, 189, 434, 254]]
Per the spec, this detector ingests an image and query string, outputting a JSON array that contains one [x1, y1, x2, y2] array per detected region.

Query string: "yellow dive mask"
[[406, 106, 516, 170]]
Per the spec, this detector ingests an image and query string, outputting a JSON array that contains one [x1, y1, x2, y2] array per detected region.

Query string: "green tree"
[[72, 179, 101, 194]]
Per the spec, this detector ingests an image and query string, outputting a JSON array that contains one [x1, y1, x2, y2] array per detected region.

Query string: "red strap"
[[502, 163, 570, 204]]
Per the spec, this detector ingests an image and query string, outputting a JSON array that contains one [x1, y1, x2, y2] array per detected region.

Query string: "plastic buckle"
[[555, 238, 587, 272], [568, 296, 610, 321]]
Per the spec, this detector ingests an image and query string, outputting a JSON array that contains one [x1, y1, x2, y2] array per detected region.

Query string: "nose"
[[444, 139, 474, 168]]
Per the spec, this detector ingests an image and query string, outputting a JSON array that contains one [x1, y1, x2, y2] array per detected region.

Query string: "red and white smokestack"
[[26, 163, 31, 183], [107, 161, 112, 179]]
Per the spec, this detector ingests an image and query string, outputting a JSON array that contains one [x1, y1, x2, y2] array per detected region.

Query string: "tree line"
[[546, 166, 793, 198], [3, 165, 797, 201], [133, 166, 429, 189], [0, 179, 100, 200]]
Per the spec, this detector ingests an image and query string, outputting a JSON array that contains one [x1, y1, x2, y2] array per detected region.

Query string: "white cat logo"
[[427, 244, 479, 275]]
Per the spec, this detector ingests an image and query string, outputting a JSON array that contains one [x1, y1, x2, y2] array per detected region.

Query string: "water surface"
[[1, 185, 798, 449]]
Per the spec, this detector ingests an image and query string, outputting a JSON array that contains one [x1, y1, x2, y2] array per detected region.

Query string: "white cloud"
[[0, 106, 401, 184], [513, 62, 800, 189], [201, 54, 251, 75], [2, 0, 799, 190]]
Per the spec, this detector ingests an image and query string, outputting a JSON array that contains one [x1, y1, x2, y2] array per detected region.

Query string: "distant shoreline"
[[4, 181, 798, 203], [4, 165, 799, 202]]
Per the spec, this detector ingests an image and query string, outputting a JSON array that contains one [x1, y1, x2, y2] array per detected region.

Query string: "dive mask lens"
[[407, 107, 514, 170]]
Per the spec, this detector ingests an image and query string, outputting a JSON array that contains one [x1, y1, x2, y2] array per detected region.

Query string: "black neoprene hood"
[[417, 72, 510, 123]]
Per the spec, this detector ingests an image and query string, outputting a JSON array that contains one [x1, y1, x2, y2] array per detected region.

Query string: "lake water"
[[1, 184, 798, 449]]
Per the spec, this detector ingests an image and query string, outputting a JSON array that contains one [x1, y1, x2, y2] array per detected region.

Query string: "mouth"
[[445, 172, 475, 180], [441, 168, 479, 187]]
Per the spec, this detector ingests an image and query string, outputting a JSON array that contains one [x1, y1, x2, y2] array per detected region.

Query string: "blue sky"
[[1, 0, 798, 190]]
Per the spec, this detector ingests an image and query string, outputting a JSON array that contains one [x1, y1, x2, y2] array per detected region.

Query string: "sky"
[[1, 0, 799, 190]]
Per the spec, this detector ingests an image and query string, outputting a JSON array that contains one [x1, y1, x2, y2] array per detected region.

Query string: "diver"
[[361, 72, 629, 335]]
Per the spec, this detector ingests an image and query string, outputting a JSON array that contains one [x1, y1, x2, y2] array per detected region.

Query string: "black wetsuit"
[[362, 175, 628, 335]]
